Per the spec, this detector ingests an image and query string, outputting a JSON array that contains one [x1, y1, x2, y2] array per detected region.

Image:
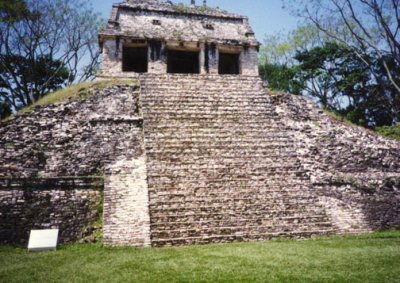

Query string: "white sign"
[[28, 229, 59, 252]]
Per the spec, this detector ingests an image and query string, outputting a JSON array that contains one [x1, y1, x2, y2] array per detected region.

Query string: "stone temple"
[[0, 0, 399, 247], [98, 0, 259, 77]]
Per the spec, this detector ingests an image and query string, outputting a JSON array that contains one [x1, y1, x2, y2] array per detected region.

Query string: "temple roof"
[[118, 0, 243, 19], [99, 0, 259, 46]]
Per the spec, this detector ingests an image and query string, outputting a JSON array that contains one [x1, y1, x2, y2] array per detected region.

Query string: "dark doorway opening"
[[219, 53, 240, 75], [122, 46, 148, 73], [167, 50, 200, 74]]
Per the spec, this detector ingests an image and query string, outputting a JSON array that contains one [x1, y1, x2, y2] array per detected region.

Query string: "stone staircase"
[[140, 74, 335, 246]]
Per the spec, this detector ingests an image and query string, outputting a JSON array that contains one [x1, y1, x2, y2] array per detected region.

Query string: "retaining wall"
[[0, 177, 103, 245]]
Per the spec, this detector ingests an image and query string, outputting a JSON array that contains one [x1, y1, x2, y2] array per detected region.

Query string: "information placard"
[[28, 229, 59, 252]]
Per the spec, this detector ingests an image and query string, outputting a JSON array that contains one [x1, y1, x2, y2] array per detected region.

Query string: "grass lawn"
[[1, 230, 399, 283]]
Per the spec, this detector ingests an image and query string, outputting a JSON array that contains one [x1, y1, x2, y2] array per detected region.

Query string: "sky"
[[89, 0, 299, 43]]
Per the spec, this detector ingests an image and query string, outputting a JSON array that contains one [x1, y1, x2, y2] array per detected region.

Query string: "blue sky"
[[90, 0, 299, 43]]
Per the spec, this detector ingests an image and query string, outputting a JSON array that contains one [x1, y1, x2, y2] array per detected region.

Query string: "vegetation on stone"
[[376, 124, 400, 142], [1, 231, 400, 283], [8, 79, 139, 118]]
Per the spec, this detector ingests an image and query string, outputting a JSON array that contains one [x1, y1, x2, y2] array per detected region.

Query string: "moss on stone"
[[3, 79, 139, 121]]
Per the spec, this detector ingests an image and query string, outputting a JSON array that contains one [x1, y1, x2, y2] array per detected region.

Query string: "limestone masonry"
[[98, 0, 259, 77], [0, 0, 399, 246]]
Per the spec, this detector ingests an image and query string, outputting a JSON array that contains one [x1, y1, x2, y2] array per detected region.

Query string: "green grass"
[[2, 79, 138, 122], [376, 124, 400, 142], [23, 79, 138, 112], [1, 230, 400, 283]]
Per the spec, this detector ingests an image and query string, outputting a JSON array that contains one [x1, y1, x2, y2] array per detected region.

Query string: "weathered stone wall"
[[118, 10, 251, 44], [317, 180, 400, 234], [103, 158, 151, 247], [241, 47, 259, 76], [270, 94, 400, 233], [101, 40, 126, 78], [0, 177, 103, 245], [0, 84, 142, 178], [0, 83, 145, 245]]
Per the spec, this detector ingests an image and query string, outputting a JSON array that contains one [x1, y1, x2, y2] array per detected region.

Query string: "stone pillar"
[[100, 39, 123, 77], [148, 40, 167, 74], [240, 46, 259, 76], [103, 157, 151, 247], [199, 43, 206, 74], [208, 43, 219, 75]]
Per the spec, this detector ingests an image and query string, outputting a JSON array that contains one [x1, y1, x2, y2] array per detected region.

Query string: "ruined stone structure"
[[0, 0, 399, 247], [98, 0, 259, 77], [0, 84, 143, 245]]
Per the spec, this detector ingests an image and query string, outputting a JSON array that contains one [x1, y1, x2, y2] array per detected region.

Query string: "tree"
[[295, 42, 397, 127], [0, 78, 11, 119], [259, 64, 301, 94], [294, 42, 359, 111], [283, 0, 400, 120], [259, 24, 326, 93], [259, 24, 325, 66], [0, 55, 70, 106], [0, 0, 29, 22], [0, 0, 102, 110], [0, 101, 12, 120]]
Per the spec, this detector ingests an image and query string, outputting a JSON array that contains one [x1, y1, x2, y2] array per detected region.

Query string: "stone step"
[[151, 222, 334, 238], [151, 229, 335, 247], [147, 184, 314, 193], [149, 203, 326, 216], [143, 126, 286, 132], [149, 191, 318, 200], [144, 142, 297, 148], [149, 197, 323, 206], [149, 210, 329, 221], [152, 211, 327, 226], [145, 155, 297, 161], [146, 167, 307, 176], [143, 110, 276, 116], [150, 220, 332, 231], [142, 93, 268, 98], [144, 132, 290, 138]]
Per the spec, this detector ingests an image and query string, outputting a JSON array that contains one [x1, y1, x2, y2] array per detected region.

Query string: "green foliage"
[[172, 3, 192, 13], [259, 24, 324, 66], [259, 64, 301, 94], [0, 55, 71, 103], [279, 0, 400, 127], [171, 3, 215, 14], [376, 124, 400, 141], [0, 231, 400, 282], [260, 38, 399, 127], [0, 0, 29, 22], [0, 100, 11, 119]]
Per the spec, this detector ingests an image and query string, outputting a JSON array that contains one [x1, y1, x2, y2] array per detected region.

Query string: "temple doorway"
[[167, 50, 200, 74]]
